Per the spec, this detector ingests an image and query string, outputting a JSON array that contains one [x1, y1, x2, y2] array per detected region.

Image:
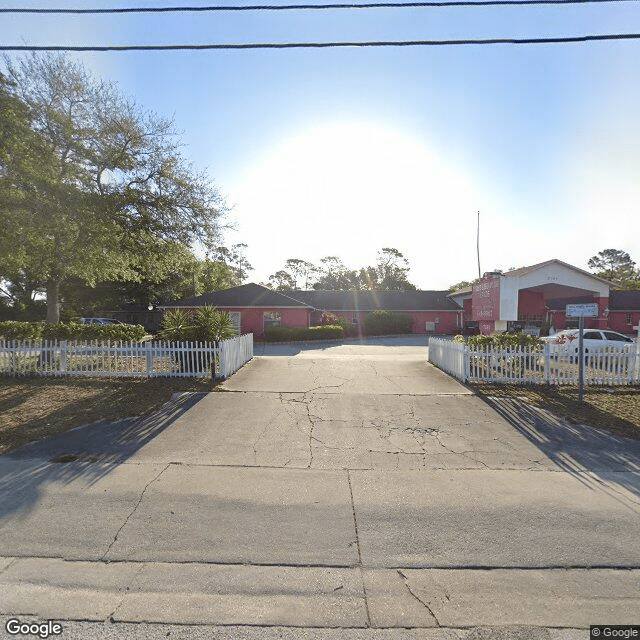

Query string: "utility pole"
[[476, 210, 481, 278]]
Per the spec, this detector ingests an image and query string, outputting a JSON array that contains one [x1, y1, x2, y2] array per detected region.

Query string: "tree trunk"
[[46, 279, 60, 323]]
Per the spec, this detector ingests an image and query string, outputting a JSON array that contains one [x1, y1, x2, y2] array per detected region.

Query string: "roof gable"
[[504, 259, 615, 286]]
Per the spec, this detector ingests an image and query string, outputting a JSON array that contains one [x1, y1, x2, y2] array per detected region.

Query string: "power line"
[[1, 0, 638, 12], [1, 33, 640, 49]]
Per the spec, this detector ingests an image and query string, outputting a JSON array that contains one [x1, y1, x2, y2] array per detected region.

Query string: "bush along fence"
[[429, 336, 640, 386], [0, 333, 253, 380]]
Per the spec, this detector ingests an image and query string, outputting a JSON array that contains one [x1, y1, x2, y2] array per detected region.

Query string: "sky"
[[2, 0, 640, 289]]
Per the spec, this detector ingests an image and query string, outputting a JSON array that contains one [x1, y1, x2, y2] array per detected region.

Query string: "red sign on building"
[[472, 275, 501, 333]]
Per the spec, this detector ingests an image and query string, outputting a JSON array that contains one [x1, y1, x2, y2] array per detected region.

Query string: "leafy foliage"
[[0, 53, 227, 323], [158, 306, 237, 343], [463, 333, 543, 349], [0, 321, 45, 341], [263, 325, 344, 342], [588, 249, 640, 289], [364, 310, 413, 335], [267, 248, 417, 292], [0, 321, 145, 342]]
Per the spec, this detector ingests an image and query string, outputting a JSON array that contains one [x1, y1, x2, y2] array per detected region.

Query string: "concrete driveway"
[[1, 338, 640, 637]]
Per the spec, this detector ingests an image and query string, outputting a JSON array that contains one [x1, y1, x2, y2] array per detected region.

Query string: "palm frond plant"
[[192, 306, 237, 342]]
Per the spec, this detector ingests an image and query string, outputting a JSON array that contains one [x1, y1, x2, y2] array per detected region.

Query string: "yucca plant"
[[158, 309, 194, 342], [158, 306, 236, 375], [192, 306, 237, 342]]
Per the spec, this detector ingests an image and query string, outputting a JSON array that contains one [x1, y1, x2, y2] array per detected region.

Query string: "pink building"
[[161, 260, 640, 338], [161, 283, 462, 338], [450, 259, 640, 336]]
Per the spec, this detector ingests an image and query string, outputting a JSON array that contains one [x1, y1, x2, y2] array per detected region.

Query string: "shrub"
[[0, 320, 45, 341], [158, 306, 236, 343], [0, 320, 145, 342], [192, 306, 237, 343], [264, 325, 344, 342], [466, 332, 543, 349], [364, 310, 413, 336]]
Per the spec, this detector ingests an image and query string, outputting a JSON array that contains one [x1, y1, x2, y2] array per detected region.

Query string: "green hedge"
[[0, 321, 146, 342], [459, 332, 543, 348], [364, 310, 413, 336], [0, 321, 45, 341], [264, 325, 344, 342]]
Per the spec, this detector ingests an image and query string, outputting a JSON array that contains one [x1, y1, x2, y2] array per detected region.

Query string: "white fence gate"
[[429, 337, 640, 386], [0, 334, 253, 380]]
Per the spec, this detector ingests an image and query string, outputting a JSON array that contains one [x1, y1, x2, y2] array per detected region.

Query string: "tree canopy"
[[266, 248, 417, 291], [0, 53, 228, 322], [588, 249, 640, 289]]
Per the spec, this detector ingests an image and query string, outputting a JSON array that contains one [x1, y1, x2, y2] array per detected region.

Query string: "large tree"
[[368, 247, 416, 291], [588, 249, 640, 289], [312, 256, 362, 290], [267, 248, 417, 291], [0, 53, 227, 322]]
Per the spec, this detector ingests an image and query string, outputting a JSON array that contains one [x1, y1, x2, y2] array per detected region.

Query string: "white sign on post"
[[566, 303, 599, 318]]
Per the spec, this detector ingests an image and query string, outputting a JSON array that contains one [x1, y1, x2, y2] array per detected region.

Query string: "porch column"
[[595, 296, 609, 329]]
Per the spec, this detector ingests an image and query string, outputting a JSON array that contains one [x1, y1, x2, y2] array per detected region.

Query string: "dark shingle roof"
[[289, 290, 461, 311], [609, 290, 640, 310], [546, 291, 640, 311], [163, 285, 462, 311], [545, 295, 595, 311], [163, 283, 312, 309]]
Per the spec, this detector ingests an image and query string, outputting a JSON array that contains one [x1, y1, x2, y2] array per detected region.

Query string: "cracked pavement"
[[2, 337, 640, 637]]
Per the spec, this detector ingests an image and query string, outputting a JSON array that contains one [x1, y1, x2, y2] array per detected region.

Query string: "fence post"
[[463, 345, 470, 382], [60, 340, 68, 373], [146, 341, 153, 377], [543, 342, 551, 385]]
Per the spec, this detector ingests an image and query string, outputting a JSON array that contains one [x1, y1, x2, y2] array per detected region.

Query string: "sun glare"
[[230, 121, 482, 286]]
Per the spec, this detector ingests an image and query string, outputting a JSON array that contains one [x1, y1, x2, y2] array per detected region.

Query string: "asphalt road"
[[1, 337, 639, 638]]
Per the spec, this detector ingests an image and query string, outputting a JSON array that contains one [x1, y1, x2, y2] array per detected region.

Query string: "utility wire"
[[1, 34, 640, 49], [1, 0, 638, 12]]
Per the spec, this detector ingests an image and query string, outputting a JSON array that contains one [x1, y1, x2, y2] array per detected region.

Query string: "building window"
[[352, 313, 359, 325], [263, 311, 281, 330], [229, 312, 241, 334], [627, 314, 633, 325]]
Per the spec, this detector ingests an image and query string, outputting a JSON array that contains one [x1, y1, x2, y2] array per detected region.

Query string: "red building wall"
[[233, 308, 309, 336], [327, 310, 460, 334], [607, 311, 640, 335], [177, 307, 310, 338], [409, 311, 460, 334], [517, 289, 545, 320]]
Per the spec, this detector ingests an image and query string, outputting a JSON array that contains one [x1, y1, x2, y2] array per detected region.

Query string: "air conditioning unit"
[[425, 322, 436, 332]]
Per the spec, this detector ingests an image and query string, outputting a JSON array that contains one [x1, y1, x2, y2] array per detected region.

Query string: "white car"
[[78, 317, 121, 325], [542, 329, 635, 356]]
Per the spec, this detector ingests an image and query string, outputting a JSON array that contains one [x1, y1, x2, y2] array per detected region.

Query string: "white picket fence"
[[218, 333, 254, 380], [0, 334, 253, 380], [429, 337, 640, 385]]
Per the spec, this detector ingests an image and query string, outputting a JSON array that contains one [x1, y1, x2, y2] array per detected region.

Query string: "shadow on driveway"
[[481, 393, 640, 502], [0, 392, 206, 520]]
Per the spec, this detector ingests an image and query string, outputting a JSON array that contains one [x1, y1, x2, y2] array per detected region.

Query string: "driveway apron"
[[2, 337, 640, 630]]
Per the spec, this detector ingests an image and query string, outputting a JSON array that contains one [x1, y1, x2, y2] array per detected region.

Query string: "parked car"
[[541, 329, 635, 357], [78, 317, 122, 325]]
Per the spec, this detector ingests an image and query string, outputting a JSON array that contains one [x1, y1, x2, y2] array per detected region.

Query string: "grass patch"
[[0, 376, 212, 454], [469, 383, 640, 441]]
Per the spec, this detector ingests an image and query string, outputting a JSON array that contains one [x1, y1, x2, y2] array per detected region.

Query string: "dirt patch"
[[469, 383, 640, 441], [0, 377, 211, 454]]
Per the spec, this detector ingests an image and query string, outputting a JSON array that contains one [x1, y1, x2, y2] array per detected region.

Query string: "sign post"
[[566, 303, 599, 402]]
